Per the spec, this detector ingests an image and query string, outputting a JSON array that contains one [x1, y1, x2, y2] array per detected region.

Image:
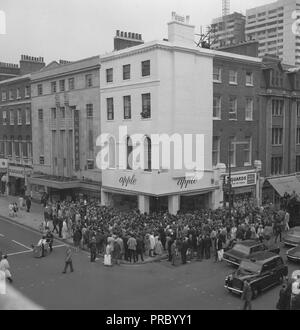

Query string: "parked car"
[[223, 240, 280, 266], [287, 246, 300, 263], [284, 227, 300, 247], [225, 252, 288, 298]]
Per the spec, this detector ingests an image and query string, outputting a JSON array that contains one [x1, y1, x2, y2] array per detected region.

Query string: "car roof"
[[247, 251, 280, 264], [237, 240, 261, 247]]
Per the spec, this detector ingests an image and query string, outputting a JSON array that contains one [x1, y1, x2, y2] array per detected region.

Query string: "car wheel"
[[252, 288, 259, 299]]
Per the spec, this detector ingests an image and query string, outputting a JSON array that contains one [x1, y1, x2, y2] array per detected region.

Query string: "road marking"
[[7, 250, 33, 257], [52, 244, 66, 249], [12, 240, 32, 250]]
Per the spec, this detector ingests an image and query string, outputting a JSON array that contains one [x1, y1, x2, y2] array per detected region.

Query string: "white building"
[[246, 0, 300, 66], [99, 13, 226, 214]]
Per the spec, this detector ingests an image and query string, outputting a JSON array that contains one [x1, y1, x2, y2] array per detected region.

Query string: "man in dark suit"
[[241, 279, 253, 310], [180, 237, 188, 264]]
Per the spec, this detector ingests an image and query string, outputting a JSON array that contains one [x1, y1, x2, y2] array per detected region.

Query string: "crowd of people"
[[38, 197, 290, 266]]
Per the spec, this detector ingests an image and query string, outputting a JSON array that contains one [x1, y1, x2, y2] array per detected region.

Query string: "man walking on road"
[[241, 279, 253, 310], [62, 247, 74, 274], [0, 255, 13, 283]]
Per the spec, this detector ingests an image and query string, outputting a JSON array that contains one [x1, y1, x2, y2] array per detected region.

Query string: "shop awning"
[[267, 176, 300, 197]]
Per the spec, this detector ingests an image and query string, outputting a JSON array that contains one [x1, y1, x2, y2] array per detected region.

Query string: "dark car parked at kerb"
[[284, 227, 300, 247], [223, 240, 280, 266], [287, 245, 300, 263], [225, 252, 288, 298]]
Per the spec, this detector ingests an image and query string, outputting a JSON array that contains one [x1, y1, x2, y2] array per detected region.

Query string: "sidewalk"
[[0, 195, 167, 265]]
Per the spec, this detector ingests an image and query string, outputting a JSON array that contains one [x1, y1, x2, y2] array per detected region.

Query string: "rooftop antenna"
[[222, 0, 230, 17]]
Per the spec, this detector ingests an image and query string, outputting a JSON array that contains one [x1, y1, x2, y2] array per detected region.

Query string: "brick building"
[[0, 56, 45, 196], [213, 51, 262, 202]]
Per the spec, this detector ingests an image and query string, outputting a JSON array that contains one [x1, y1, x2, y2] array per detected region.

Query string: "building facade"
[[211, 12, 246, 49], [246, 0, 300, 66], [29, 56, 101, 201], [99, 14, 221, 215], [213, 51, 262, 202], [0, 56, 45, 196]]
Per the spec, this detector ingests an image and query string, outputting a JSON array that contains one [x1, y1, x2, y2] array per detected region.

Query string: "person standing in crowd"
[[203, 234, 211, 259], [127, 234, 137, 263], [0, 255, 13, 283], [171, 239, 177, 266], [241, 279, 253, 310], [90, 236, 97, 262], [276, 284, 291, 310], [180, 237, 188, 265], [274, 221, 282, 243], [136, 235, 145, 262], [46, 229, 54, 253], [26, 196, 31, 213], [73, 227, 82, 253], [284, 211, 290, 232], [215, 235, 224, 263], [62, 246, 74, 274], [113, 236, 122, 266], [149, 232, 155, 258], [197, 234, 204, 262]]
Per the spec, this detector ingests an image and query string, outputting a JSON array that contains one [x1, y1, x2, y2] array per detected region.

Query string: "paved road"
[[0, 216, 299, 310]]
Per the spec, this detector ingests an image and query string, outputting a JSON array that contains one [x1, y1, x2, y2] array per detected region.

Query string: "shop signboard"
[[226, 172, 257, 188]]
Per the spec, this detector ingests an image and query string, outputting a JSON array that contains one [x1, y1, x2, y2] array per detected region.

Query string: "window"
[[272, 127, 283, 145], [296, 156, 300, 172], [60, 107, 65, 119], [68, 78, 75, 90], [229, 137, 236, 167], [229, 97, 237, 120], [244, 137, 252, 166], [107, 98, 114, 120], [39, 156, 45, 165], [229, 70, 238, 84], [141, 93, 151, 119], [10, 110, 14, 125], [59, 80, 65, 92], [245, 98, 253, 120], [2, 110, 7, 125], [212, 136, 220, 166], [297, 128, 300, 145], [38, 109, 43, 121], [9, 90, 13, 100], [127, 137, 133, 170], [25, 86, 30, 98], [106, 68, 113, 83], [213, 96, 221, 119], [25, 108, 30, 124], [246, 72, 254, 86], [87, 160, 94, 170], [17, 109, 22, 125], [51, 82, 57, 93], [37, 84, 43, 96], [272, 99, 284, 116], [8, 136, 13, 157], [213, 67, 222, 82], [123, 64, 131, 80], [51, 108, 56, 120], [86, 74, 93, 88], [86, 104, 93, 118], [123, 96, 131, 119], [1, 91, 6, 101], [63, 158, 67, 168], [15, 136, 22, 158], [16, 88, 21, 99], [271, 156, 283, 175], [142, 60, 150, 77]]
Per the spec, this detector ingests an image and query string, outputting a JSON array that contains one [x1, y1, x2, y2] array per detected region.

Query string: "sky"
[[0, 0, 274, 65]]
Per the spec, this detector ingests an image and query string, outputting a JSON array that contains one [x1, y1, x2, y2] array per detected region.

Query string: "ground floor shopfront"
[[101, 188, 215, 214], [28, 175, 101, 202]]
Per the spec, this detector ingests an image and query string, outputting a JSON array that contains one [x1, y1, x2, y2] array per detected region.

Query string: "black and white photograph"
[[0, 0, 300, 315]]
